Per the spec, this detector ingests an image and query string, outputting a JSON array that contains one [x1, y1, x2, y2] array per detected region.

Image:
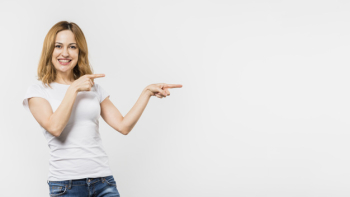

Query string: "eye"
[[70, 46, 77, 49], [55, 45, 61, 48]]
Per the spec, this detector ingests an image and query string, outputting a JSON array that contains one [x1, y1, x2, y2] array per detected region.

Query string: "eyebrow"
[[55, 42, 77, 45]]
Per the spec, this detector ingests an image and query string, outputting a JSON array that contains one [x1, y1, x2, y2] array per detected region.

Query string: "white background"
[[1, 0, 350, 196]]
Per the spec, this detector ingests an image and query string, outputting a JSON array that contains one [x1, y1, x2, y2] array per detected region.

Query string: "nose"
[[62, 47, 69, 57]]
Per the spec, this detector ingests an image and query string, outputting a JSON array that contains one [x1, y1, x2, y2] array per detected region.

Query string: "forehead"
[[55, 30, 76, 43]]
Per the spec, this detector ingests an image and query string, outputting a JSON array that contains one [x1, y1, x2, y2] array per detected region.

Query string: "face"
[[51, 30, 79, 74]]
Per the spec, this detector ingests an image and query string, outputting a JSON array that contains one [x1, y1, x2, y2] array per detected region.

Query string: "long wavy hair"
[[37, 21, 94, 88]]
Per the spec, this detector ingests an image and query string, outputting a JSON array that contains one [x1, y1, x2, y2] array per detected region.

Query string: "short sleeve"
[[22, 84, 48, 112], [95, 83, 110, 103]]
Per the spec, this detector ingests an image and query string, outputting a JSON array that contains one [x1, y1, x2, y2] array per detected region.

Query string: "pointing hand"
[[146, 83, 183, 99], [71, 74, 105, 92]]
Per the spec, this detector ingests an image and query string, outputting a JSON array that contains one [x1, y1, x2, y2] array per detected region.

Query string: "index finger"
[[85, 74, 106, 79], [163, 84, 183, 88]]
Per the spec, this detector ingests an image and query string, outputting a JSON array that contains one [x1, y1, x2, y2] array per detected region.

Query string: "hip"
[[47, 175, 120, 197]]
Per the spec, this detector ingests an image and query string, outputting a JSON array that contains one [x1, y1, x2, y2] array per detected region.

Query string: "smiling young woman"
[[23, 21, 122, 197], [23, 21, 182, 197]]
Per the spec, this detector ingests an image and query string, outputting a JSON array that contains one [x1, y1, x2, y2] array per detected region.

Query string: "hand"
[[146, 83, 183, 99], [71, 74, 105, 92]]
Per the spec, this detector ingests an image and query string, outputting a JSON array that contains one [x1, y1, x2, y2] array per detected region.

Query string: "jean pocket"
[[104, 176, 117, 186], [49, 182, 67, 196]]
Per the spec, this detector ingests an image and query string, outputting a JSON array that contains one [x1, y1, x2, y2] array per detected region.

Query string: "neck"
[[55, 72, 74, 85]]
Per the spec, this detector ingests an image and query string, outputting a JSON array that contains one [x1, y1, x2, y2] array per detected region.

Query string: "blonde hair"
[[37, 21, 94, 88]]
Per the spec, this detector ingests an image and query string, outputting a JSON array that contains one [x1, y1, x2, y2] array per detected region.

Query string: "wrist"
[[143, 86, 152, 97], [68, 85, 78, 94]]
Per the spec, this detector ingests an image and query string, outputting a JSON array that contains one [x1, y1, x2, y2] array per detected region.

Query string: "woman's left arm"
[[100, 88, 150, 135], [100, 83, 182, 135]]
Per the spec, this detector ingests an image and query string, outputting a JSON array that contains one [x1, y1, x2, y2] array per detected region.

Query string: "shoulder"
[[23, 82, 49, 112], [93, 82, 104, 95], [93, 82, 109, 103], [24, 82, 50, 96], [94, 82, 109, 91], [26, 83, 42, 91], [94, 82, 102, 88], [93, 82, 106, 92]]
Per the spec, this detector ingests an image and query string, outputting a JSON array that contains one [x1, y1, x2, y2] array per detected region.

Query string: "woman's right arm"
[[28, 86, 78, 137], [27, 74, 105, 137]]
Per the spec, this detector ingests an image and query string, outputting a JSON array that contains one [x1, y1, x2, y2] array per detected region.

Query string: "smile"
[[58, 59, 72, 65]]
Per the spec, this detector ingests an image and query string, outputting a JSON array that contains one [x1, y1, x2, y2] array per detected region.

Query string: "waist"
[[48, 175, 114, 185], [48, 154, 112, 181]]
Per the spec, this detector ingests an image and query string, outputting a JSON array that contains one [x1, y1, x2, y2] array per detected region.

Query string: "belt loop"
[[101, 177, 104, 183], [68, 180, 72, 189]]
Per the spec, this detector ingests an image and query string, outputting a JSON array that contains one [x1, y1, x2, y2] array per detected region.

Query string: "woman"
[[22, 21, 182, 197]]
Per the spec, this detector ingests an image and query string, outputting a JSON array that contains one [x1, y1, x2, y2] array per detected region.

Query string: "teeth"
[[59, 59, 71, 63]]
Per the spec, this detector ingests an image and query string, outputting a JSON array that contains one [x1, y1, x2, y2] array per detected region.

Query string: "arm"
[[28, 86, 78, 137], [100, 87, 151, 135]]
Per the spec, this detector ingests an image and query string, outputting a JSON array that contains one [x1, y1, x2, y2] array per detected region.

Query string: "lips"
[[58, 59, 72, 65]]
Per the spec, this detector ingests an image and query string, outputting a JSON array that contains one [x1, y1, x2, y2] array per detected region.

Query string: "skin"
[[28, 30, 182, 136]]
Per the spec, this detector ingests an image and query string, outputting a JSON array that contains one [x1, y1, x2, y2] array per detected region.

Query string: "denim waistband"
[[47, 175, 113, 187]]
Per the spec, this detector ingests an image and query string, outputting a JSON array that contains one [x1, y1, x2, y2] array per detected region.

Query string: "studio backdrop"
[[1, 0, 350, 196]]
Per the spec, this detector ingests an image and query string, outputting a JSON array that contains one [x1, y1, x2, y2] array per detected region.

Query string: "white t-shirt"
[[23, 81, 114, 181]]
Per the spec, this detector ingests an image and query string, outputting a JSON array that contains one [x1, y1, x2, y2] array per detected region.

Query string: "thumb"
[[156, 87, 167, 96]]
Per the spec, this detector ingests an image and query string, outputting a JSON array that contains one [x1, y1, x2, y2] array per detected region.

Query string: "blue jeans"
[[47, 175, 120, 197]]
